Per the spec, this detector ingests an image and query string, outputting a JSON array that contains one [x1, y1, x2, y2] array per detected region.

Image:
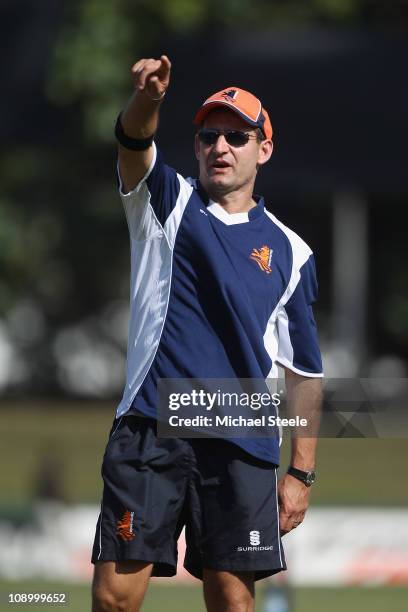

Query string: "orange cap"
[[194, 87, 273, 140]]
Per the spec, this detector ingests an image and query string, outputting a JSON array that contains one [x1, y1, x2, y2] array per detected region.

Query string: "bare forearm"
[[290, 436, 317, 470], [121, 89, 162, 139], [285, 370, 322, 469]]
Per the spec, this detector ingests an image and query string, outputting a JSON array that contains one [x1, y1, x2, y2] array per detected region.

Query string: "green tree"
[[47, 0, 408, 141]]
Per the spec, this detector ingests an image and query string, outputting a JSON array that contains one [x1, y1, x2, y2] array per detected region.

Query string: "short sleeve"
[[117, 143, 183, 240], [276, 254, 323, 376]]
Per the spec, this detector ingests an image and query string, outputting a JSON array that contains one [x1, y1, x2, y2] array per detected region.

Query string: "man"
[[91, 55, 323, 612]]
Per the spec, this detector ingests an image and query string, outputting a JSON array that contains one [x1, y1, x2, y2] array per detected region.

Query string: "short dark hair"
[[256, 128, 265, 143]]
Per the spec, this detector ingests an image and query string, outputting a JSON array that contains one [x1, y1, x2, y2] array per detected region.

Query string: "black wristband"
[[115, 113, 154, 151]]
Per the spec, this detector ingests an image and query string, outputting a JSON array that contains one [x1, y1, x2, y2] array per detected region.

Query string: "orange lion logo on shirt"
[[250, 246, 273, 274], [116, 510, 135, 541]]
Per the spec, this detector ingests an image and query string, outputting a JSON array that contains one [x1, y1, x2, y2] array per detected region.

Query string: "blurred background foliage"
[[0, 0, 407, 398], [48, 0, 408, 142]]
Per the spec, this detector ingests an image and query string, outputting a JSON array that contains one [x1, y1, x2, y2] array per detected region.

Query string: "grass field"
[[0, 402, 407, 612], [0, 401, 407, 507], [1, 582, 408, 612]]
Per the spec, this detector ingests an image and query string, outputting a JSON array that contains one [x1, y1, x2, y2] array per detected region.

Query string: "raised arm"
[[118, 55, 171, 192]]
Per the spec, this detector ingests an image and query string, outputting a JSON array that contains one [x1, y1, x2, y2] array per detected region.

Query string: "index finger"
[[279, 512, 292, 535], [160, 55, 172, 69]]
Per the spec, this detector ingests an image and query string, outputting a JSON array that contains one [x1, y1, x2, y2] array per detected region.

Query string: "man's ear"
[[194, 133, 200, 161], [258, 140, 273, 167]]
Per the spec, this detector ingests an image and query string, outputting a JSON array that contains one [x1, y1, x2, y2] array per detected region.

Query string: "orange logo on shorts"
[[250, 246, 273, 274], [116, 510, 135, 541]]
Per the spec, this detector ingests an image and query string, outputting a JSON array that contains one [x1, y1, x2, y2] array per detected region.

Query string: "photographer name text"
[[168, 415, 308, 428]]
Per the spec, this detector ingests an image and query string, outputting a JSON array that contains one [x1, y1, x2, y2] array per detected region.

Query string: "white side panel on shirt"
[[116, 159, 193, 417], [164, 175, 193, 248], [263, 210, 315, 377]]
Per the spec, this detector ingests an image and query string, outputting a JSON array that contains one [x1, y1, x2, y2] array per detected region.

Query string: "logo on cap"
[[222, 89, 237, 102]]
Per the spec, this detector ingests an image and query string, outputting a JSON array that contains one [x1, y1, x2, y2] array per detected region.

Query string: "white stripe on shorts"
[[274, 468, 284, 568]]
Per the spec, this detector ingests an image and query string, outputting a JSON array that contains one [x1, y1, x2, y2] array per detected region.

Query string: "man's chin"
[[205, 176, 233, 194]]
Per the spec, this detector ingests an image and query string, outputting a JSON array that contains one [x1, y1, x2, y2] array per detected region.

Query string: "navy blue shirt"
[[116, 144, 323, 464]]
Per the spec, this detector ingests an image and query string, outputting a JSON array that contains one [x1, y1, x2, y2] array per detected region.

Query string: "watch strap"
[[287, 466, 316, 486]]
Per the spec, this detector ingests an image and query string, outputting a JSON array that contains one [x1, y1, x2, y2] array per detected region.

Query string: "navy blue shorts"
[[91, 414, 286, 581]]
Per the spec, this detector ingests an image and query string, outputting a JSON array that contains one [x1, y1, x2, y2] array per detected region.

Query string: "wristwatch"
[[287, 466, 316, 487]]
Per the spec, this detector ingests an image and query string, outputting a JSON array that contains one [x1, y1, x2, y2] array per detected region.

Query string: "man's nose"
[[213, 134, 229, 153]]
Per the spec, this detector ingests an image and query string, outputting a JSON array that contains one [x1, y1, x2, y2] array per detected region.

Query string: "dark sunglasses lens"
[[198, 129, 250, 147], [225, 131, 249, 147], [199, 130, 218, 145]]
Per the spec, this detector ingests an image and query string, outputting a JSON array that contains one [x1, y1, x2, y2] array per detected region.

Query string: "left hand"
[[278, 473, 311, 535]]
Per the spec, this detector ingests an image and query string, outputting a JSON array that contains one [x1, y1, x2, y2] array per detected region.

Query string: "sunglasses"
[[198, 128, 259, 148]]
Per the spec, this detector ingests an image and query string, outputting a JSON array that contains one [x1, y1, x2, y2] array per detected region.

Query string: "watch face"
[[306, 471, 316, 485]]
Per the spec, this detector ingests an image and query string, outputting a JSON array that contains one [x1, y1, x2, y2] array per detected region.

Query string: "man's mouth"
[[210, 160, 231, 170]]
